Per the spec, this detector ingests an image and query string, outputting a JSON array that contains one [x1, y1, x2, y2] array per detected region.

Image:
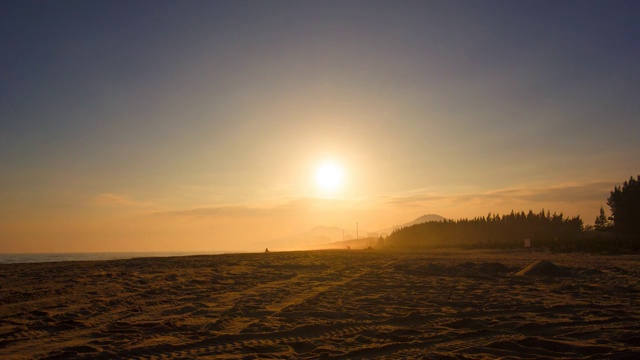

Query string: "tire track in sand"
[[117, 267, 371, 358]]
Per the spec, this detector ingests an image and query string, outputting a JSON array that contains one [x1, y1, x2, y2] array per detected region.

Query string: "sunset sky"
[[1, 1, 639, 253]]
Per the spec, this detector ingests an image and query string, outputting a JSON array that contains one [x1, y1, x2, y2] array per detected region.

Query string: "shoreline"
[[2, 246, 638, 266], [0, 250, 237, 265]]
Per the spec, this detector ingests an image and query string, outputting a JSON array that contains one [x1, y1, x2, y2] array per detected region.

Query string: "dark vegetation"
[[387, 175, 640, 253], [387, 210, 583, 251], [606, 175, 640, 238]]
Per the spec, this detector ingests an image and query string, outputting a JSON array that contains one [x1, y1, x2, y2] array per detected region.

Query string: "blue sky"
[[1, 1, 639, 252]]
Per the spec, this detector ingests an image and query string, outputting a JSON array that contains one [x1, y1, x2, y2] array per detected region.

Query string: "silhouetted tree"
[[607, 175, 640, 238], [594, 206, 612, 232]]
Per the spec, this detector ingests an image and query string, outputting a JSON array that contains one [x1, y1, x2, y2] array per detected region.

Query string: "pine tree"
[[594, 206, 611, 232], [607, 175, 640, 237]]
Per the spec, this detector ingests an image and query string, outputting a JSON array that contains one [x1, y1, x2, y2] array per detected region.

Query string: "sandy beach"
[[1, 249, 638, 359]]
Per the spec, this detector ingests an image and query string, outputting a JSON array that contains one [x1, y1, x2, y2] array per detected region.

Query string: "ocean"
[[0, 251, 229, 264]]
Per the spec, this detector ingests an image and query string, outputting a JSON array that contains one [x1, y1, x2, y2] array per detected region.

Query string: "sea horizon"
[[0, 251, 240, 264]]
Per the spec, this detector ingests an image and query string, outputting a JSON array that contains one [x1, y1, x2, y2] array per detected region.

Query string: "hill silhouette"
[[259, 214, 445, 251]]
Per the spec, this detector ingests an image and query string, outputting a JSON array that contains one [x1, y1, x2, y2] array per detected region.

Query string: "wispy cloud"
[[486, 181, 615, 203], [385, 181, 616, 211], [155, 204, 282, 218], [92, 193, 154, 207], [144, 180, 616, 226], [153, 197, 352, 219]]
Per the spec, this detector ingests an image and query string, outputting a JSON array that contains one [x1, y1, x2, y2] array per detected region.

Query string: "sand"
[[1, 249, 639, 359]]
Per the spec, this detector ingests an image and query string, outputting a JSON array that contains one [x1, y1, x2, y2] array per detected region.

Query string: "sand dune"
[[514, 260, 572, 277], [1, 250, 638, 359]]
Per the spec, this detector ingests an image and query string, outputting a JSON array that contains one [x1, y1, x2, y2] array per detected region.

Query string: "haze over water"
[[1, 1, 639, 253]]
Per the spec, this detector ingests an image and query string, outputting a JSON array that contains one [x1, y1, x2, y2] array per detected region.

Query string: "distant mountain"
[[376, 214, 446, 236], [400, 214, 446, 228], [258, 214, 445, 251], [256, 225, 368, 252]]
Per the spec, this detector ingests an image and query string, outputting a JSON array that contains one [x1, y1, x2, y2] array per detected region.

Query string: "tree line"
[[386, 175, 640, 252], [387, 210, 582, 250]]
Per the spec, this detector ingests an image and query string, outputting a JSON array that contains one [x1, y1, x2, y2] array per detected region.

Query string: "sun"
[[314, 160, 345, 194]]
